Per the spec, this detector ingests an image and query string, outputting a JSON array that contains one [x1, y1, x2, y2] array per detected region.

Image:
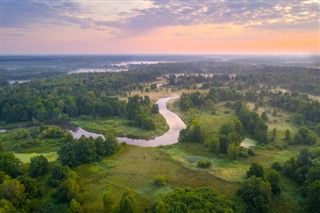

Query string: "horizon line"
[[1, 53, 319, 57]]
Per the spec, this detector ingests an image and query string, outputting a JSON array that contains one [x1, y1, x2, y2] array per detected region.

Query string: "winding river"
[[61, 96, 186, 147], [0, 96, 255, 151]]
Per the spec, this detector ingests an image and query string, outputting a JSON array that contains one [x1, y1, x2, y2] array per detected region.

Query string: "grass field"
[[73, 141, 316, 212], [14, 152, 58, 163], [74, 145, 239, 212], [72, 114, 169, 140], [247, 102, 298, 138], [167, 99, 235, 134], [0, 126, 64, 153], [127, 86, 208, 102]]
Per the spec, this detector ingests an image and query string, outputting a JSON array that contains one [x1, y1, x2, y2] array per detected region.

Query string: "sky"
[[1, 0, 320, 55]]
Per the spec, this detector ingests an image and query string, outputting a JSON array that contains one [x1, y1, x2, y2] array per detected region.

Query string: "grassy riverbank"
[[72, 113, 169, 140]]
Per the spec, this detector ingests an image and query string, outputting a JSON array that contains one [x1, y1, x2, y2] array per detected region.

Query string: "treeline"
[[0, 132, 121, 212], [237, 162, 282, 213], [179, 91, 269, 134], [179, 89, 313, 159], [2, 125, 66, 151], [272, 149, 320, 212], [178, 90, 271, 159], [0, 152, 81, 212], [126, 95, 159, 130], [58, 134, 118, 167], [182, 84, 320, 127], [154, 187, 242, 212], [268, 91, 320, 124], [152, 161, 285, 213], [0, 77, 9, 88], [155, 64, 320, 96], [179, 117, 255, 160], [234, 101, 269, 144], [241, 69, 320, 96], [0, 71, 163, 130], [179, 92, 206, 111], [0, 67, 66, 80], [285, 127, 317, 146], [167, 73, 232, 88], [0, 151, 64, 212]]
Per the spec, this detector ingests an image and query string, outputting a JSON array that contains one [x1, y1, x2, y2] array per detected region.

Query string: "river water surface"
[[61, 96, 186, 147]]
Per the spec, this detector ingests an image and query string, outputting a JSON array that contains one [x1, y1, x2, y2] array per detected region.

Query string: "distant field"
[[247, 102, 298, 138], [127, 85, 208, 102]]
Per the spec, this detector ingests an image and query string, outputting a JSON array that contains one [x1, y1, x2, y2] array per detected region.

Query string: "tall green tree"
[[209, 136, 220, 154], [0, 152, 23, 178], [68, 199, 83, 213], [305, 180, 320, 213], [17, 176, 38, 199], [237, 176, 272, 213], [284, 129, 291, 143], [119, 190, 136, 213], [29, 155, 49, 178], [227, 142, 239, 160], [266, 170, 281, 195], [0, 199, 16, 213], [247, 162, 265, 179], [54, 172, 81, 203], [103, 190, 115, 213], [0, 178, 26, 206]]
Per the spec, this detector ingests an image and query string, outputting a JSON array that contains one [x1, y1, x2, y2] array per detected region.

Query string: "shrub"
[[154, 175, 167, 187], [197, 159, 212, 169], [239, 150, 249, 158], [271, 162, 282, 171], [29, 155, 49, 178], [248, 149, 256, 156]]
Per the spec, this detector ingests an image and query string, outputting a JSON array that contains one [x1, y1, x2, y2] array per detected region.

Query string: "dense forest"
[[0, 71, 161, 130]]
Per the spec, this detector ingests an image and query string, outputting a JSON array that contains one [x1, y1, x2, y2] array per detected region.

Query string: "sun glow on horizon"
[[1, 0, 319, 55]]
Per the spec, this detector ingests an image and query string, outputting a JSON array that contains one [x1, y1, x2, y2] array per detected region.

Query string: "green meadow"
[[72, 114, 168, 140]]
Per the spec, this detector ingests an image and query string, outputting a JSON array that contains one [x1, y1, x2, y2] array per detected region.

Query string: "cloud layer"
[[3, 0, 319, 33], [1, 0, 319, 54]]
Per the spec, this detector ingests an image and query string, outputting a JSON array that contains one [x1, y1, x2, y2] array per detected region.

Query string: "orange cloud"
[[3, 23, 319, 55], [117, 24, 319, 55]]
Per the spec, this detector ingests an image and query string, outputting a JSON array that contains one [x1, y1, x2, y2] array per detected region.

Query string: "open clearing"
[[74, 145, 239, 212], [14, 152, 58, 163]]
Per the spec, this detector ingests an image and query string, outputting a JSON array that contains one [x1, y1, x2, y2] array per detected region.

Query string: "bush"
[[247, 162, 264, 179], [141, 117, 156, 130], [271, 162, 282, 171], [154, 187, 240, 213], [29, 155, 49, 178], [154, 175, 167, 187], [248, 149, 256, 156], [237, 177, 272, 213], [119, 190, 136, 213], [239, 150, 249, 158], [197, 160, 212, 169]]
